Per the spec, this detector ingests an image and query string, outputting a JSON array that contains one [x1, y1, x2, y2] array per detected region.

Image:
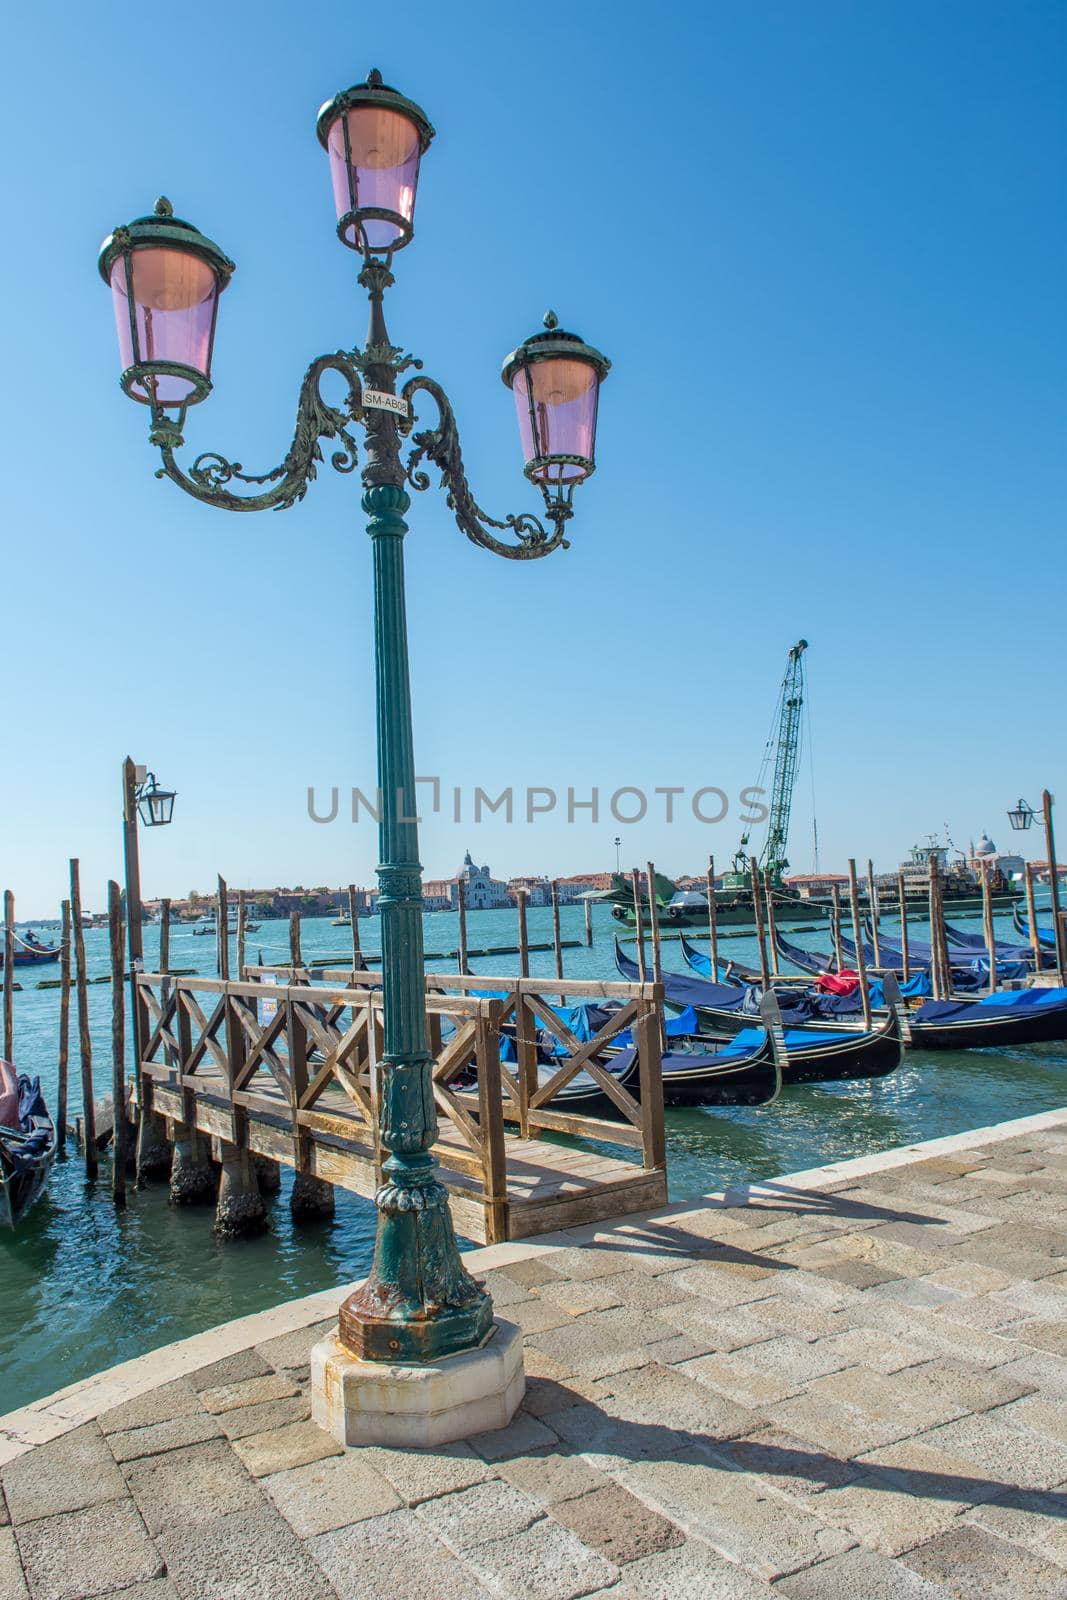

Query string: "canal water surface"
[[2, 902, 1064, 1412]]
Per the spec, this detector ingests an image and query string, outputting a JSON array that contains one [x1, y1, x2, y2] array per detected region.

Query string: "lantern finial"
[[367, 67, 383, 87], [543, 310, 558, 330], [154, 196, 173, 218]]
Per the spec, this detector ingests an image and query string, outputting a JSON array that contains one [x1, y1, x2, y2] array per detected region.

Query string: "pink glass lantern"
[[98, 198, 234, 408], [317, 70, 434, 254], [502, 314, 611, 489]]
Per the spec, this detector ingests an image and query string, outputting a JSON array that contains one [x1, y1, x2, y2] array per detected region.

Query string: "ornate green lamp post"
[[99, 70, 609, 1371]]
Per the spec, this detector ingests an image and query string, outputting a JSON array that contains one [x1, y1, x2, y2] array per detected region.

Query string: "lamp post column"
[[338, 280, 492, 1364], [123, 758, 169, 1180]]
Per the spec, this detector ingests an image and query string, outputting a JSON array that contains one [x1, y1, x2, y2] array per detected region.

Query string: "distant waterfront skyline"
[[2, 0, 1063, 918]]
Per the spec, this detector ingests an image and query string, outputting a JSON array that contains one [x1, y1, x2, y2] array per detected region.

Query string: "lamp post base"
[[311, 1319, 524, 1449]]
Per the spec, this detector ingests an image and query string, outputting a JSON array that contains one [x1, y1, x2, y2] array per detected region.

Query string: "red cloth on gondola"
[[815, 971, 860, 996]]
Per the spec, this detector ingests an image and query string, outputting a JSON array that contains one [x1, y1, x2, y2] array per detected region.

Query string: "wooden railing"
[[136, 969, 665, 1243]]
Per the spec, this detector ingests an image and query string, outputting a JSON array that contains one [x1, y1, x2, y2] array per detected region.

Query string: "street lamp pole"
[[123, 759, 177, 1179], [99, 69, 609, 1368]]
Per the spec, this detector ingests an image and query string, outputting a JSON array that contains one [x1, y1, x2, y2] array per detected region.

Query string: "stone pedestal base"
[[311, 1319, 524, 1449]]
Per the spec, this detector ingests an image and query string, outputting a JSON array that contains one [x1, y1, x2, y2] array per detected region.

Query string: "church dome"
[[975, 834, 996, 857]]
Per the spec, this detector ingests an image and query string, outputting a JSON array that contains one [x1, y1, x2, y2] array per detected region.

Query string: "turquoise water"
[[1, 900, 1064, 1413]]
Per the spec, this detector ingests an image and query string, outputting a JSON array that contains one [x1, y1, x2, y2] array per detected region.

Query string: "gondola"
[[678, 933, 758, 986], [0, 1064, 56, 1229], [905, 986, 1067, 1050], [0, 931, 62, 968], [868, 914, 1050, 970], [1012, 903, 1058, 950], [614, 940, 902, 1084]]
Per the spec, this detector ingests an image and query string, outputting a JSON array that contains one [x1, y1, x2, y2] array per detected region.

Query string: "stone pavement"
[[3, 1111, 1067, 1599]]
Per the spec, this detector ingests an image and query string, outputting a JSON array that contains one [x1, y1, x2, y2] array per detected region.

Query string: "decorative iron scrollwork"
[[153, 352, 364, 512], [401, 375, 572, 560]]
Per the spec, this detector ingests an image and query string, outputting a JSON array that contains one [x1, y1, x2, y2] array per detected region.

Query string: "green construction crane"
[[728, 639, 809, 887]]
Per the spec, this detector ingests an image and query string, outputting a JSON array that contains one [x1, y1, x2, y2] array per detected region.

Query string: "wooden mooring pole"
[[847, 858, 872, 1030], [584, 895, 593, 948], [236, 890, 247, 979], [108, 881, 127, 1207], [515, 889, 530, 978], [981, 860, 997, 997], [706, 855, 719, 980], [1042, 790, 1066, 983], [348, 884, 363, 970], [1024, 862, 1042, 973], [749, 857, 770, 988], [551, 879, 564, 999], [830, 882, 845, 972], [896, 872, 911, 984], [289, 911, 302, 972], [57, 899, 71, 1152], [630, 868, 646, 981], [159, 899, 171, 975], [457, 880, 469, 974], [866, 859, 882, 966], [217, 876, 230, 980], [762, 870, 780, 977], [2, 891, 13, 1063], [69, 859, 97, 1178]]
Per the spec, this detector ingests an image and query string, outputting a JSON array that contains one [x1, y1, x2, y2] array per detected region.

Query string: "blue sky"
[[1, 1, 1063, 915]]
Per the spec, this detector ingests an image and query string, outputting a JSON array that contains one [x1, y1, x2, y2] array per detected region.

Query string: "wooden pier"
[[135, 969, 667, 1245]]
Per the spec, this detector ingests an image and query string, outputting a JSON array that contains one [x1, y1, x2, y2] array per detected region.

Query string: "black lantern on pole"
[[1007, 798, 1035, 832], [136, 772, 177, 828]]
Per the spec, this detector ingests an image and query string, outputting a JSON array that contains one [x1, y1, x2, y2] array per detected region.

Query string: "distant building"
[[968, 834, 1024, 883], [784, 873, 850, 899], [456, 852, 511, 910], [508, 875, 551, 907]]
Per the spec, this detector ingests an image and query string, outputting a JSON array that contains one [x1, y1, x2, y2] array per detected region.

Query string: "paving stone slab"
[[527, 1321, 651, 1381], [520, 1375, 607, 1421], [547, 1399, 687, 1470], [662, 1265, 778, 1308], [600, 1362, 754, 1441], [468, 1409, 559, 1462], [94, 1583, 180, 1600], [106, 1410, 222, 1463], [198, 1373, 301, 1414], [14, 1499, 162, 1600], [583, 1306, 688, 1350], [809, 1470, 968, 1556], [497, 1447, 613, 1507], [188, 1347, 271, 1391], [262, 1451, 401, 1537], [458, 1513, 619, 1599], [535, 1277, 625, 1314], [217, 1393, 311, 1441], [121, 1438, 266, 1534], [618, 1541, 773, 1599], [0, 1527, 27, 1600], [763, 1393, 921, 1458], [158, 1503, 338, 1600], [964, 1486, 1067, 1567], [311, 1506, 495, 1599], [619, 1450, 856, 1580], [1006, 1319, 1067, 1356], [497, 1258, 566, 1288], [504, 1299, 579, 1336], [719, 1427, 864, 1499], [549, 1481, 684, 1565], [2, 1424, 127, 1524], [533, 1248, 634, 1282], [915, 1412, 1067, 1491], [674, 1351, 804, 1408], [232, 1418, 344, 1477], [97, 1380, 203, 1436], [902, 1522, 1067, 1598], [254, 1318, 336, 1371], [773, 1545, 953, 1599], [417, 1478, 542, 1549], [730, 1333, 857, 1385], [363, 1440, 493, 1504]]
